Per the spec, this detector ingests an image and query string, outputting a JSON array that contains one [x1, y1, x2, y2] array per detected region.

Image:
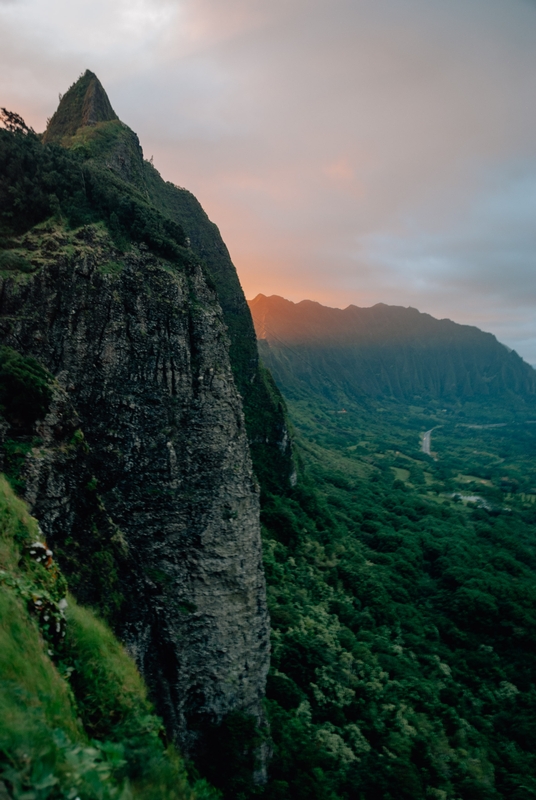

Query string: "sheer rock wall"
[[0, 226, 270, 758]]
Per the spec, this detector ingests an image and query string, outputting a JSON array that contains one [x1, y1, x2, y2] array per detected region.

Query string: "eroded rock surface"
[[0, 224, 270, 757]]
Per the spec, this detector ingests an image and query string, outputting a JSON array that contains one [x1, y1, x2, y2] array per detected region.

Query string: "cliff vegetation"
[[0, 475, 217, 800]]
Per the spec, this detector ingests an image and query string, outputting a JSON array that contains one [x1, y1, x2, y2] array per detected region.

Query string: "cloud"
[[2, 0, 536, 360]]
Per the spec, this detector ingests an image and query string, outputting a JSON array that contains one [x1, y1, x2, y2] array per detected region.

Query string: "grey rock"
[[0, 225, 270, 760]]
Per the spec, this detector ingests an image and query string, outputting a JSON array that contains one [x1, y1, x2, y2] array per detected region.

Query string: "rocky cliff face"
[[0, 73, 302, 771], [41, 71, 294, 495], [0, 214, 269, 759]]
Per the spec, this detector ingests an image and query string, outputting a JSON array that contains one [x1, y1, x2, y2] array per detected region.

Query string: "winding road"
[[422, 429, 434, 455]]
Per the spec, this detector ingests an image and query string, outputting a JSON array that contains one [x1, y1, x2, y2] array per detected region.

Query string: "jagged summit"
[[42, 70, 146, 187], [43, 70, 118, 143]]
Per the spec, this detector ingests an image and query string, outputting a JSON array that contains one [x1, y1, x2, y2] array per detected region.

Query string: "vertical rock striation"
[[0, 224, 270, 758]]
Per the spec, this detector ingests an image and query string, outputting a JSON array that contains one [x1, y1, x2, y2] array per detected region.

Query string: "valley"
[[251, 294, 536, 800], [258, 393, 536, 799]]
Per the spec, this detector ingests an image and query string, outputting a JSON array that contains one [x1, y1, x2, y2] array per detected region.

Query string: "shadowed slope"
[[249, 294, 536, 402]]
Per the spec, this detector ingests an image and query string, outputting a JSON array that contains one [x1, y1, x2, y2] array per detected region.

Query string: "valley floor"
[[258, 395, 536, 800]]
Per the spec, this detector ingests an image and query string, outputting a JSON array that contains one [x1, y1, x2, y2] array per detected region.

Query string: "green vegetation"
[[0, 475, 218, 800], [254, 393, 536, 800], [0, 340, 130, 625], [0, 346, 54, 494], [0, 117, 188, 263], [0, 346, 53, 433]]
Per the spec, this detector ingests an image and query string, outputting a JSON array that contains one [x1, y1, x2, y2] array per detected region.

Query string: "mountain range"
[[249, 293, 536, 403]]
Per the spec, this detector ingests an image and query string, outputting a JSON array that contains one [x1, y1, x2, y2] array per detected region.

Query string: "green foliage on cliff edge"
[[0, 121, 187, 262], [0, 474, 219, 800], [0, 346, 53, 432]]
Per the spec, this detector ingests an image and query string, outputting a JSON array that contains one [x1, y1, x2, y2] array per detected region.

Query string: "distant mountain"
[[249, 294, 536, 402]]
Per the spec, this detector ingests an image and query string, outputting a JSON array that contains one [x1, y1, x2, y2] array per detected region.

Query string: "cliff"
[[40, 71, 294, 495], [0, 74, 289, 774], [249, 293, 536, 404]]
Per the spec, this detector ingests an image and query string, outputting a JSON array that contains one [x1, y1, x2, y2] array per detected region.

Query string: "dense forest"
[[243, 292, 536, 799], [253, 381, 536, 799]]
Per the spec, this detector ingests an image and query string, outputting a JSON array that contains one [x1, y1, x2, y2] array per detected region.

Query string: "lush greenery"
[[254, 393, 536, 800], [6, 85, 536, 799], [0, 115, 187, 263], [0, 346, 53, 433], [0, 346, 54, 496], [0, 475, 218, 800]]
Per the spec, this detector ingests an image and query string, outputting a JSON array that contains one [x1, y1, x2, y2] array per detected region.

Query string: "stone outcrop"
[[0, 223, 270, 759], [43, 70, 118, 143]]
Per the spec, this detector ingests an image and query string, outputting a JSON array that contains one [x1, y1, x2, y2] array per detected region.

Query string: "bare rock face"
[[0, 224, 270, 758]]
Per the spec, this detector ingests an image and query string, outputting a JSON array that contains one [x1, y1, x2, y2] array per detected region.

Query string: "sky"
[[1, 0, 536, 363]]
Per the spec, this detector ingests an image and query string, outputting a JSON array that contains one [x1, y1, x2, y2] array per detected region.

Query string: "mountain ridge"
[[248, 293, 536, 401]]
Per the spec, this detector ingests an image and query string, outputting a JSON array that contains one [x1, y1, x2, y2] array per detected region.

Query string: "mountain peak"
[[43, 70, 118, 143]]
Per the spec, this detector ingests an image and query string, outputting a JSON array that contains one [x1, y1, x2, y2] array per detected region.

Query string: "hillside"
[[249, 294, 536, 403]]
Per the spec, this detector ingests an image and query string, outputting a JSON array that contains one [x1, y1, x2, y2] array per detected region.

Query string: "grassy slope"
[[0, 475, 217, 800]]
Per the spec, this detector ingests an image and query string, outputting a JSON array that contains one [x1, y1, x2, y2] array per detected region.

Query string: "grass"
[[0, 475, 218, 800], [65, 601, 155, 740]]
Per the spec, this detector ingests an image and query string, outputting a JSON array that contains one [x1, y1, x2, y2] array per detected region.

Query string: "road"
[[422, 429, 434, 455]]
